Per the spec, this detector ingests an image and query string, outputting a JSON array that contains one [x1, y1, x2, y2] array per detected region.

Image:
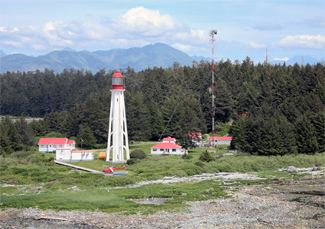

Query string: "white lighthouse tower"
[[106, 71, 130, 163]]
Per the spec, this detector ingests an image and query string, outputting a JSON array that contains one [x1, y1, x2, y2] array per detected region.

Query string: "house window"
[[160, 149, 164, 151], [153, 148, 157, 151], [172, 149, 176, 152]]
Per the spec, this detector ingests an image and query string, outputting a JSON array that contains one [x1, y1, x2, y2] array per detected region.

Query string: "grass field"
[[1, 142, 324, 214]]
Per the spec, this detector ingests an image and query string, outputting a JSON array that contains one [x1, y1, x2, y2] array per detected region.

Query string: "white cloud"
[[249, 42, 265, 49], [273, 57, 289, 62], [43, 21, 76, 46], [0, 7, 209, 55], [172, 43, 192, 52], [279, 35, 325, 48], [119, 7, 178, 33]]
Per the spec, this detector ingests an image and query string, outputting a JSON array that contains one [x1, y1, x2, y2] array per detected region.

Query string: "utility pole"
[[210, 30, 217, 133]]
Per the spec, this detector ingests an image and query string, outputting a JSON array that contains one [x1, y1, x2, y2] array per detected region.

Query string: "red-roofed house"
[[209, 136, 233, 146], [38, 137, 76, 152], [151, 137, 187, 155]]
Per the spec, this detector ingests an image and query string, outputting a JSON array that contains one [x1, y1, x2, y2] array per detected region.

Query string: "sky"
[[1, 0, 324, 62]]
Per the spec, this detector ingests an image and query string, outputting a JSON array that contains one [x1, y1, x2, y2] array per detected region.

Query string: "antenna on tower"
[[210, 30, 217, 133], [265, 48, 268, 64]]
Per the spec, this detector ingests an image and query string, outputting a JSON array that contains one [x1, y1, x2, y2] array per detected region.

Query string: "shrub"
[[126, 158, 138, 165], [194, 161, 205, 167], [199, 151, 215, 162], [130, 150, 146, 159], [182, 154, 193, 159], [11, 151, 35, 158]]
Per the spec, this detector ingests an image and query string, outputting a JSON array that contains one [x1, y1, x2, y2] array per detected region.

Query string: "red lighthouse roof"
[[112, 70, 124, 90], [112, 71, 123, 78]]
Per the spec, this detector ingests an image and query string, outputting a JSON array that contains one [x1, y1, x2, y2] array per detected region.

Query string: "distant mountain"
[[271, 55, 321, 65], [0, 50, 6, 58], [287, 56, 319, 65], [0, 43, 196, 73]]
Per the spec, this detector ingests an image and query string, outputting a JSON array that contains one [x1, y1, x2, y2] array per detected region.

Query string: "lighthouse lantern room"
[[106, 71, 130, 163]]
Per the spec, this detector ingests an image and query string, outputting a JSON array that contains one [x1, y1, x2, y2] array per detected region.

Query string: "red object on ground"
[[103, 166, 127, 173]]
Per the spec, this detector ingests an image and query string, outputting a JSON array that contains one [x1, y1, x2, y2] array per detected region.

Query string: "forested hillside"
[[1, 58, 324, 155]]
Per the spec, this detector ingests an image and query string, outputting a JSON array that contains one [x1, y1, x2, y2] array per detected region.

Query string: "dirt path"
[[1, 177, 324, 228]]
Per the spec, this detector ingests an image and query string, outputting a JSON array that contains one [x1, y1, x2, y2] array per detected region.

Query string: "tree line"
[[1, 59, 324, 155]]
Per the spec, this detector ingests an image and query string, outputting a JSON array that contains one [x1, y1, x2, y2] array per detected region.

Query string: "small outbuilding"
[[38, 137, 75, 153], [55, 149, 94, 162], [151, 137, 187, 155], [187, 131, 202, 146], [209, 136, 233, 146]]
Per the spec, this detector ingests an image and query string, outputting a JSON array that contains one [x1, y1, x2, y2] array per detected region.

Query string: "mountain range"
[[0, 43, 195, 73], [0, 43, 322, 73]]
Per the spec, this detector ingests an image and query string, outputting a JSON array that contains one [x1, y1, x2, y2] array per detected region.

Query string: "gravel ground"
[[1, 177, 324, 229]]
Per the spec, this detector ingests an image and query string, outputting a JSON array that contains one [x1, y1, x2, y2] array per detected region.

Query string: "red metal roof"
[[152, 142, 181, 149], [38, 138, 75, 145], [67, 140, 75, 144], [209, 136, 233, 141], [162, 136, 176, 142]]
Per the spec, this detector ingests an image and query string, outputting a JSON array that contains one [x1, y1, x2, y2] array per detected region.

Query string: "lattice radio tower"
[[210, 30, 217, 133]]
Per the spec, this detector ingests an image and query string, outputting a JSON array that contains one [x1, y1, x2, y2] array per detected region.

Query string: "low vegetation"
[[1, 141, 325, 214], [0, 180, 226, 214]]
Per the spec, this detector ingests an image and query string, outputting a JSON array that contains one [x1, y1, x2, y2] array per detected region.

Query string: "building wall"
[[39, 144, 75, 153], [210, 140, 231, 146], [55, 149, 94, 161], [151, 148, 186, 155], [55, 149, 72, 160], [71, 152, 94, 161]]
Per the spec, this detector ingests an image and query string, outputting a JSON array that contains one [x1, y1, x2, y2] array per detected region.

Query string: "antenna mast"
[[210, 30, 217, 133]]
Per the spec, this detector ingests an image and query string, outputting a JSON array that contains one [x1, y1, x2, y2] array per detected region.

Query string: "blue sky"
[[1, 0, 324, 62]]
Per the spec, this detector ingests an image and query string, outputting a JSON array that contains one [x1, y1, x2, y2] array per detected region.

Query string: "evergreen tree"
[[126, 92, 151, 140], [295, 115, 319, 154], [78, 125, 97, 149]]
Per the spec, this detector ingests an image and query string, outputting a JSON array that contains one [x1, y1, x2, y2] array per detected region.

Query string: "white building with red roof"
[[209, 136, 233, 146], [38, 137, 76, 152], [151, 137, 187, 155]]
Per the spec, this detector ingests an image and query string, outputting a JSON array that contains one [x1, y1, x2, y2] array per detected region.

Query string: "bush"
[[194, 161, 205, 167], [130, 150, 146, 159], [199, 151, 215, 162], [126, 158, 138, 165], [182, 154, 193, 159]]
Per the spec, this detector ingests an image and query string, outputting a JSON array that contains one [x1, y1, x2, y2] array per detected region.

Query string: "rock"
[[285, 166, 299, 173]]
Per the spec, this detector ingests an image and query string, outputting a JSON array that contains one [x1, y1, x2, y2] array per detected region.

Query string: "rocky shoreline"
[[1, 177, 324, 229]]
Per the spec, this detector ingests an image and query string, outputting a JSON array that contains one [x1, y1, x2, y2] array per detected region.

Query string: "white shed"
[[56, 149, 94, 162]]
